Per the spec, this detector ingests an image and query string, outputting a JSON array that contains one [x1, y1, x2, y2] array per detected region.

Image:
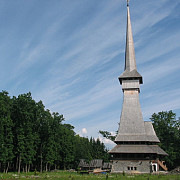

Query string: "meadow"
[[0, 171, 179, 180]]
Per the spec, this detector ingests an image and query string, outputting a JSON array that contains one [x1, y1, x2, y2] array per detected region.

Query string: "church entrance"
[[151, 163, 157, 172]]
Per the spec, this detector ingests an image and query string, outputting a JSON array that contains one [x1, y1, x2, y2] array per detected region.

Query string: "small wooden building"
[[78, 159, 111, 171]]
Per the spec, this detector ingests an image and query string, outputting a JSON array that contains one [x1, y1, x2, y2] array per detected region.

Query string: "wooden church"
[[109, 1, 168, 173]]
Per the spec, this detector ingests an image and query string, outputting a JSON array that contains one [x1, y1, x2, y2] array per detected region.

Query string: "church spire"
[[118, 0, 143, 84], [125, 0, 137, 71]]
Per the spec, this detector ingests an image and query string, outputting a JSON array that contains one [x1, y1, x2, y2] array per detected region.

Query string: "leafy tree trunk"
[[16, 156, 18, 171], [28, 164, 30, 172], [45, 163, 48, 172], [25, 163, 27, 173], [18, 155, 21, 174], [40, 152, 43, 173], [5, 162, 9, 173], [3, 165, 6, 173]]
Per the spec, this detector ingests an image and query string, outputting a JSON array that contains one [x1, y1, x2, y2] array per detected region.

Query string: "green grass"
[[0, 171, 179, 180]]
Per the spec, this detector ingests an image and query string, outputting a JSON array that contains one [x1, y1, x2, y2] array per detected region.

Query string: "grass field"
[[0, 171, 179, 179]]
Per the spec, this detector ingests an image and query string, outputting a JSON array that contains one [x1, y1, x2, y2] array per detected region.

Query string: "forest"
[[0, 91, 109, 173]]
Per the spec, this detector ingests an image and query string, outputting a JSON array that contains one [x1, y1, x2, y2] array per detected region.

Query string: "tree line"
[[0, 91, 109, 173]]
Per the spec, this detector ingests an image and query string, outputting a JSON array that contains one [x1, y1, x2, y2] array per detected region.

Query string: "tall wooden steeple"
[[109, 1, 167, 173]]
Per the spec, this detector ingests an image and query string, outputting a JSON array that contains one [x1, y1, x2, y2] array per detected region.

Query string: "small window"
[[127, 167, 130, 170], [131, 167, 133, 170], [134, 167, 137, 170]]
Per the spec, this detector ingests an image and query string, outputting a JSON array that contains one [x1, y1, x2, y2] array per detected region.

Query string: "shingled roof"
[[144, 121, 160, 142], [78, 159, 89, 168], [119, 69, 143, 84], [115, 121, 160, 143], [109, 145, 168, 156], [78, 159, 103, 169], [89, 159, 103, 168], [125, 3, 137, 72]]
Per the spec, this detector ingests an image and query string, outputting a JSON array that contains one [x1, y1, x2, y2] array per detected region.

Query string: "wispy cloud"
[[33, 0, 180, 141], [136, 32, 180, 65], [1, 0, 180, 145]]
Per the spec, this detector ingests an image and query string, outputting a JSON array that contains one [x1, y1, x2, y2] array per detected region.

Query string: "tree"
[[0, 91, 14, 173], [150, 110, 180, 170], [99, 131, 116, 141], [11, 93, 39, 173], [35, 101, 48, 172]]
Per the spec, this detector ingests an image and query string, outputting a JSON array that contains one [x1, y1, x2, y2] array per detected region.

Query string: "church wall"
[[122, 80, 140, 90], [111, 160, 151, 173]]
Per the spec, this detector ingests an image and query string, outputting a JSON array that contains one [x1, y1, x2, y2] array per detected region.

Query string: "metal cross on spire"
[[127, 0, 130, 6]]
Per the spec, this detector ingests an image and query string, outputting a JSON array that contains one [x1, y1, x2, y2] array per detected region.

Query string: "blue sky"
[[0, 0, 180, 148]]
